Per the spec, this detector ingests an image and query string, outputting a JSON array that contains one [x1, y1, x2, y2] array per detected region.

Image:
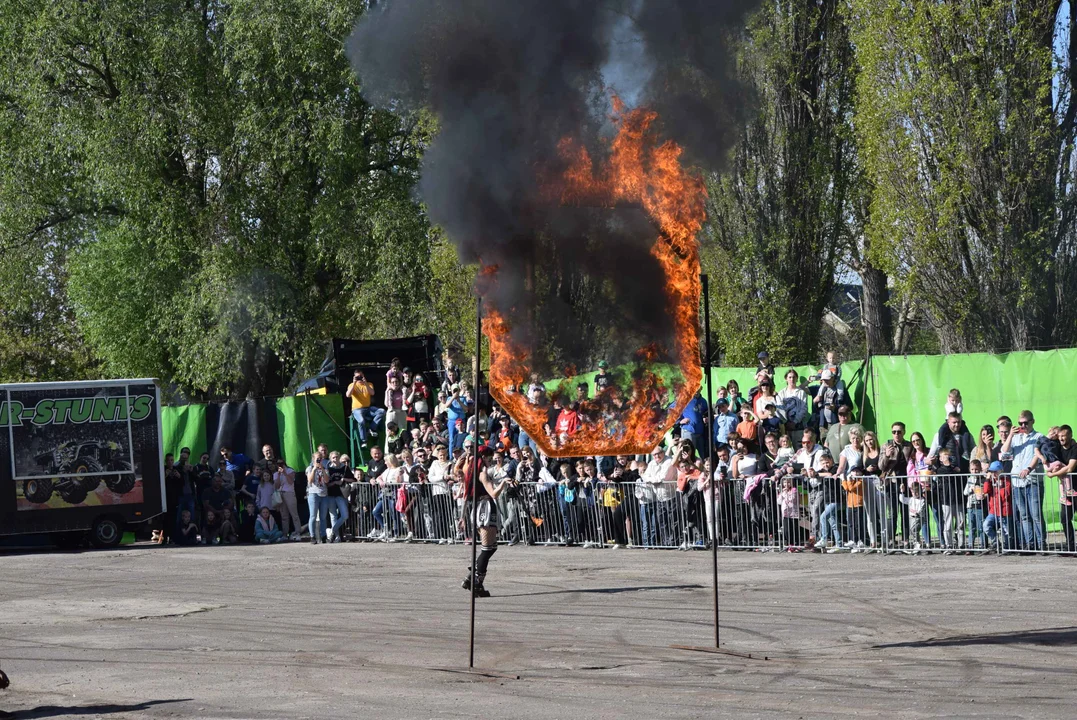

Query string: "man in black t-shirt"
[[595, 360, 613, 393], [326, 451, 349, 543], [366, 446, 387, 480], [1047, 424, 1077, 551], [201, 474, 235, 519]]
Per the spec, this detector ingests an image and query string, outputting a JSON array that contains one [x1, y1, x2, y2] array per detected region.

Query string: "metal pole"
[[702, 274, 719, 648], [469, 296, 482, 669], [303, 392, 315, 458]]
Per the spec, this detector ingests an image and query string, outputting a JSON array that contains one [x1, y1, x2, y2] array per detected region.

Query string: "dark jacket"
[[932, 423, 975, 473]]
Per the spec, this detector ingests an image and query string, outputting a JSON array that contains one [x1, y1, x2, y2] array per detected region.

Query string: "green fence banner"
[[869, 349, 1077, 442], [870, 349, 1077, 532], [161, 404, 208, 460], [275, 394, 349, 470], [705, 360, 871, 428]]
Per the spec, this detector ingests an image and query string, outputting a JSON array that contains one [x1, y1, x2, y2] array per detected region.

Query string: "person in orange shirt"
[[735, 408, 759, 455], [347, 370, 385, 446], [842, 468, 866, 552]]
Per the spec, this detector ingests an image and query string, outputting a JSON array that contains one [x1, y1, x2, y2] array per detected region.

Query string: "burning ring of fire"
[[484, 102, 704, 457]]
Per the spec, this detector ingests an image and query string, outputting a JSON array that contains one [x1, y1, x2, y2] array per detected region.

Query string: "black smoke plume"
[[349, 0, 756, 376]]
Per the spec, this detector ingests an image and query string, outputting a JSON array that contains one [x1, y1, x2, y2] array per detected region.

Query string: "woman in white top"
[[730, 438, 759, 478], [373, 455, 404, 541], [426, 445, 454, 542], [273, 460, 300, 540], [305, 453, 330, 545], [729, 438, 759, 547], [836, 428, 865, 478]]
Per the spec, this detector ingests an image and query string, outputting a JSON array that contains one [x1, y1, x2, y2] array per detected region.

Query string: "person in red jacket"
[[554, 403, 580, 448], [982, 461, 1014, 552]]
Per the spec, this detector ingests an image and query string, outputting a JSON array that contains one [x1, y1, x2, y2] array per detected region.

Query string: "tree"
[[0, 0, 432, 397], [851, 0, 1077, 352], [704, 0, 856, 366]]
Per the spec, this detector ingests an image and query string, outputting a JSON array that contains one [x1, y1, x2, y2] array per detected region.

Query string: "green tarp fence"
[[705, 360, 871, 429], [161, 404, 208, 460], [161, 349, 1074, 532], [545, 360, 872, 429], [276, 394, 349, 471], [160, 393, 348, 469], [161, 349, 1076, 460], [871, 348, 1077, 533]]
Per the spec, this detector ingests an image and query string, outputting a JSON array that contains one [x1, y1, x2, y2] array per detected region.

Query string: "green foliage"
[[850, 0, 1077, 352], [703, 0, 855, 367], [0, 0, 433, 397], [0, 239, 99, 382]]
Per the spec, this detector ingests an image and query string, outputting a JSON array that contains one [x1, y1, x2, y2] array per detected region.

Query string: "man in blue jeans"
[[446, 384, 469, 458], [347, 371, 385, 446], [1001, 410, 1046, 551], [678, 389, 709, 453], [640, 446, 676, 546]]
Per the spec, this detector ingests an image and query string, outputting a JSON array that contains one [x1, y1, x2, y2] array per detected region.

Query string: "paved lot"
[[1, 543, 1076, 719]]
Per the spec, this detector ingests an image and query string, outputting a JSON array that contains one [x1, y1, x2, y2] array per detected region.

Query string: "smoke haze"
[[349, 0, 756, 374]]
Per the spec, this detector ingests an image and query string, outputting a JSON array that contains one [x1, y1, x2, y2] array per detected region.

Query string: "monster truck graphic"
[[22, 440, 136, 505]]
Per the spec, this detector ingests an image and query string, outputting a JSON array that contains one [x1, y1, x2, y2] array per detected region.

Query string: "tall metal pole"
[[469, 296, 482, 668], [702, 274, 719, 648]]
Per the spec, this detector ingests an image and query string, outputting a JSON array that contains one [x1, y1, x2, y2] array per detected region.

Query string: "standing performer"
[[461, 444, 512, 597]]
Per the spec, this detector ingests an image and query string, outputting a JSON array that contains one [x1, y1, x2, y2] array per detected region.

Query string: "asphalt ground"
[[1, 542, 1076, 719]]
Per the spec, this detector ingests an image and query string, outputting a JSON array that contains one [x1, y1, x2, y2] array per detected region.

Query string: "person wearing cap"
[[814, 369, 847, 431], [712, 398, 738, 450], [594, 360, 613, 393], [756, 351, 774, 381], [824, 405, 861, 460], [982, 460, 1014, 551]]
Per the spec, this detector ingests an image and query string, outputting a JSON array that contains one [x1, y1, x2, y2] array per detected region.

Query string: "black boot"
[[472, 572, 490, 597], [461, 567, 473, 590]]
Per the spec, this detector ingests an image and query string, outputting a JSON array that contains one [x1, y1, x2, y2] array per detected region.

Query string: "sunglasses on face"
[[892, 430, 903, 434], [1019, 421, 1030, 426]]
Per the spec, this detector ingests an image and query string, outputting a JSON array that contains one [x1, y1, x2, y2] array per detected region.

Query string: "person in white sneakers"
[[642, 445, 678, 547]]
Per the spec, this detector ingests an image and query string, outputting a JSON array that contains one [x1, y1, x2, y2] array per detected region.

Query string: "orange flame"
[[484, 102, 704, 456]]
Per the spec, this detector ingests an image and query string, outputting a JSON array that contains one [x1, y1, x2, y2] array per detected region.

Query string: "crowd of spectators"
[[156, 351, 1077, 555]]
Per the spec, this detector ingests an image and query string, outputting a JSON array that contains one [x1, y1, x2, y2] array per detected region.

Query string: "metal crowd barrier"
[[328, 473, 1076, 555]]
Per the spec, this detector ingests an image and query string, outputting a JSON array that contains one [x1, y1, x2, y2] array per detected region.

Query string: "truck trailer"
[[0, 379, 165, 548]]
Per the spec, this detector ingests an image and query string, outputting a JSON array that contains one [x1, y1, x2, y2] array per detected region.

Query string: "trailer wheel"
[[23, 477, 53, 504], [0, 667, 9, 689], [90, 516, 124, 549], [58, 484, 90, 505], [105, 474, 136, 494]]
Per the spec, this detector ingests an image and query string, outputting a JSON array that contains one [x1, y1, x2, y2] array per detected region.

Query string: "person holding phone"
[[348, 370, 385, 447], [305, 453, 330, 544]]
